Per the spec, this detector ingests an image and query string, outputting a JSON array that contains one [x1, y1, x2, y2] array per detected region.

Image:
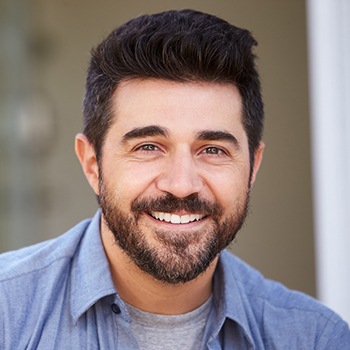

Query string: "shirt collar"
[[70, 210, 116, 324], [211, 250, 254, 346]]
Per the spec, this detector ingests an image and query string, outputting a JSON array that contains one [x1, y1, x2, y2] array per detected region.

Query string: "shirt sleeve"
[[318, 317, 350, 349]]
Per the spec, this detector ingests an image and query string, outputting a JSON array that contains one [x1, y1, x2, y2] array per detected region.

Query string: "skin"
[[75, 79, 264, 315]]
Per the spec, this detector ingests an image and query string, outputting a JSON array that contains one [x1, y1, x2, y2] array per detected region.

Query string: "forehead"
[[109, 79, 245, 139]]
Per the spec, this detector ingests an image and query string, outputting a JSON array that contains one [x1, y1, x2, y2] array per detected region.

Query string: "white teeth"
[[170, 214, 181, 224], [181, 215, 190, 224], [151, 212, 204, 224]]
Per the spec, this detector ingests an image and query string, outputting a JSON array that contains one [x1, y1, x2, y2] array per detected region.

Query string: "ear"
[[75, 133, 100, 195], [250, 142, 265, 186]]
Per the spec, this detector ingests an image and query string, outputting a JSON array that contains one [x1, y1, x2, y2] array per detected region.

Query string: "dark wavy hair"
[[83, 9, 264, 165]]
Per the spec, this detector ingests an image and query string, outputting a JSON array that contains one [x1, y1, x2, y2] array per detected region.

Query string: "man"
[[1, 9, 349, 349]]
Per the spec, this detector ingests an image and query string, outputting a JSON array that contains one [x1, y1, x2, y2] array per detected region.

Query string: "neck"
[[101, 222, 218, 315]]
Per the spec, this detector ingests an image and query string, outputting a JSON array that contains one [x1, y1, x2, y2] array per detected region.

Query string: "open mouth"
[[149, 211, 206, 224]]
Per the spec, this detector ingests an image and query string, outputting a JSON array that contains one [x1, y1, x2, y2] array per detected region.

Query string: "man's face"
[[97, 79, 261, 284]]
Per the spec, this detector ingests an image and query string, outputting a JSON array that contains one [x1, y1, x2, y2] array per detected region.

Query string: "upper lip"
[[150, 211, 205, 224]]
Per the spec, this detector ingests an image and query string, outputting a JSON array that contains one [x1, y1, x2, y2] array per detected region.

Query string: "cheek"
[[204, 167, 250, 204], [108, 162, 161, 198]]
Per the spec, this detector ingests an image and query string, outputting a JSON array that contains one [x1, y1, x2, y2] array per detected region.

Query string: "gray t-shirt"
[[125, 295, 213, 350]]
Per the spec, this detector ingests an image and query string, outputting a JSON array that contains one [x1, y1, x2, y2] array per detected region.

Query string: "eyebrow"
[[196, 130, 240, 149], [121, 125, 240, 149], [121, 125, 168, 143]]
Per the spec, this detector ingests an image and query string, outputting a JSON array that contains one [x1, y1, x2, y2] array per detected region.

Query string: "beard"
[[99, 177, 250, 285]]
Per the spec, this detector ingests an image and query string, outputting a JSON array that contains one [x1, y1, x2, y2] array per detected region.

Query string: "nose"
[[155, 150, 204, 198]]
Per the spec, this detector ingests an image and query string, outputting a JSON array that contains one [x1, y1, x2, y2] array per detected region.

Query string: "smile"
[[150, 212, 206, 224]]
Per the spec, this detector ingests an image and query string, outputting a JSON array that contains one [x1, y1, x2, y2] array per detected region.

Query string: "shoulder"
[[0, 218, 91, 283], [220, 250, 328, 312], [219, 251, 350, 348], [0, 217, 98, 348]]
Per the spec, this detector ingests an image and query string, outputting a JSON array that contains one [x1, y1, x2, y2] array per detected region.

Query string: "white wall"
[[307, 0, 350, 323]]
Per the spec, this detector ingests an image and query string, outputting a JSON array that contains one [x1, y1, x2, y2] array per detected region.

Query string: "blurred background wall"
[[0, 0, 315, 297]]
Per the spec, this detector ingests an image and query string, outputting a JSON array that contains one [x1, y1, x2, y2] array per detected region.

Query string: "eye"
[[202, 146, 226, 156], [138, 144, 159, 152], [133, 143, 163, 154]]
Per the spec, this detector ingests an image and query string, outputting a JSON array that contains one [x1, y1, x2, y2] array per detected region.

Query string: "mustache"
[[131, 193, 222, 217]]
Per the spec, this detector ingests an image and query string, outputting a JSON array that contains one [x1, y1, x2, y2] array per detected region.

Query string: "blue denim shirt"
[[1, 211, 349, 349]]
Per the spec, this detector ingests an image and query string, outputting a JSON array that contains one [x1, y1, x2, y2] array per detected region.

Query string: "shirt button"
[[111, 303, 121, 314]]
